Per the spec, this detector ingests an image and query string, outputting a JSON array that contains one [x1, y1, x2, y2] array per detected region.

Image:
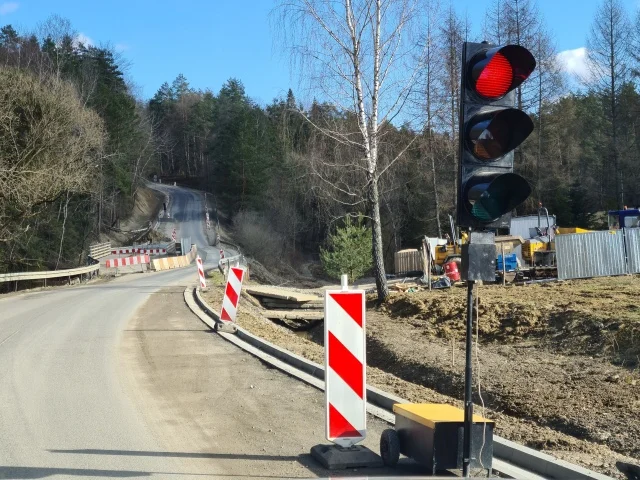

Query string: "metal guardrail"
[[218, 254, 245, 271], [0, 260, 100, 284], [89, 242, 111, 259]]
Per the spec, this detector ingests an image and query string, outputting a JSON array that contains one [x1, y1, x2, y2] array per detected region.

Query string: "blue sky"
[[3, 0, 639, 102]]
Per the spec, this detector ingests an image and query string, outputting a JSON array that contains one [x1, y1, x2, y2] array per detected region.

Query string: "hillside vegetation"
[[0, 19, 156, 274]]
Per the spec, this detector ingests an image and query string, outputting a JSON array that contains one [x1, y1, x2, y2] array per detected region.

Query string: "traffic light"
[[457, 42, 536, 229]]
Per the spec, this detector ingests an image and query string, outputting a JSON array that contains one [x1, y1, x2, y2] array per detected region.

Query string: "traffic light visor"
[[464, 173, 531, 222], [469, 45, 536, 100], [466, 108, 534, 161]]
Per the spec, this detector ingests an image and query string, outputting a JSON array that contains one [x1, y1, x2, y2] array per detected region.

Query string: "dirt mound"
[[100, 185, 164, 247], [199, 280, 639, 478], [380, 277, 640, 364], [119, 185, 163, 231]]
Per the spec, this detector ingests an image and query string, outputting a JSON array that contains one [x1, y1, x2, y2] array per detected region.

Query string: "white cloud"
[[557, 47, 590, 80], [74, 33, 94, 48], [115, 43, 130, 52], [0, 2, 19, 15]]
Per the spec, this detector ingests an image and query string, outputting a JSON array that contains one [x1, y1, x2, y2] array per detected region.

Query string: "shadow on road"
[[123, 329, 209, 332], [0, 466, 152, 478], [46, 449, 423, 478], [49, 449, 301, 462], [0, 465, 297, 478]]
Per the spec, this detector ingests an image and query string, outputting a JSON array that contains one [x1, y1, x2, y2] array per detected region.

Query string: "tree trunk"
[[368, 174, 388, 302], [609, 22, 621, 209], [430, 150, 442, 238], [56, 191, 70, 270], [537, 64, 543, 202]]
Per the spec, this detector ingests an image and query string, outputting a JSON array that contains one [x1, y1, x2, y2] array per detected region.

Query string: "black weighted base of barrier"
[[310, 444, 383, 470]]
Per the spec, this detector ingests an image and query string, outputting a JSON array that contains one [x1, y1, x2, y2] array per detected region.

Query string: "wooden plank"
[[263, 310, 324, 321], [89, 242, 111, 259], [241, 291, 263, 308], [260, 299, 323, 310], [245, 286, 320, 302], [391, 282, 420, 292]]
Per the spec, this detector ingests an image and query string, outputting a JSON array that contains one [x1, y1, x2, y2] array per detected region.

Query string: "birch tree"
[[276, 0, 426, 301]]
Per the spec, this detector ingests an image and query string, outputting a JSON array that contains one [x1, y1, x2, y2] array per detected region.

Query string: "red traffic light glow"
[[469, 45, 536, 100], [476, 53, 512, 98]]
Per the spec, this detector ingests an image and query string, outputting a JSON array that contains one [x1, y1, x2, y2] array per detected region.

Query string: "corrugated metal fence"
[[625, 228, 640, 274], [556, 229, 635, 280], [510, 215, 556, 240]]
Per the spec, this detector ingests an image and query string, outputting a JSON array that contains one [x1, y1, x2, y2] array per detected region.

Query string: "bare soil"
[[100, 185, 165, 246], [201, 276, 640, 478]]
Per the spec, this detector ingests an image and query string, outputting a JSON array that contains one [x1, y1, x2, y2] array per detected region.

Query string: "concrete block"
[[214, 322, 237, 334], [310, 444, 383, 470]]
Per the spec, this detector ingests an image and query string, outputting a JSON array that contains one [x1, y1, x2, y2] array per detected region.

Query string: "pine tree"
[[320, 217, 372, 283], [171, 73, 190, 98]]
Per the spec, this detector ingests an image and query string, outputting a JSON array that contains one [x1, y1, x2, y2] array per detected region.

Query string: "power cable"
[[475, 284, 488, 473]]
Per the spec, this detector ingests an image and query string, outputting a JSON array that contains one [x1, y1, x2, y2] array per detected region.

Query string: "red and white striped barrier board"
[[219, 249, 225, 259], [111, 247, 165, 255], [136, 248, 166, 255], [172, 229, 177, 241], [105, 255, 150, 268], [220, 267, 245, 323], [112, 248, 136, 255], [324, 289, 366, 447], [196, 255, 206, 288]]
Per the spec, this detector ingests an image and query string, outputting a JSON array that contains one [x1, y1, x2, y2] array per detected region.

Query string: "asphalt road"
[[0, 185, 223, 479]]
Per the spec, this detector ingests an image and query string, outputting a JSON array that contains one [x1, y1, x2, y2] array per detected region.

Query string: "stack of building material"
[[245, 286, 323, 329]]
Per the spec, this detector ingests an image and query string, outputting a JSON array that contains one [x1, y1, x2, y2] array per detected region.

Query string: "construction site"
[[202, 214, 640, 479]]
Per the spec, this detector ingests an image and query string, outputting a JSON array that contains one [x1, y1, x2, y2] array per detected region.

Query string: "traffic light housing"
[[457, 42, 536, 229]]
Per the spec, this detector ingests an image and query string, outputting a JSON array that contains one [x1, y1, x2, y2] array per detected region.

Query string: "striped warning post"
[[105, 255, 150, 268], [220, 267, 245, 323], [172, 229, 177, 241], [324, 289, 366, 447], [196, 255, 206, 288]]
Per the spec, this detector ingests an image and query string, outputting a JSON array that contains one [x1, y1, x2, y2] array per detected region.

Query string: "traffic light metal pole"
[[463, 279, 474, 477]]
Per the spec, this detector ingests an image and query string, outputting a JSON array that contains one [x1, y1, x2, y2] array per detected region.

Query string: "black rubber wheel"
[[380, 428, 400, 467]]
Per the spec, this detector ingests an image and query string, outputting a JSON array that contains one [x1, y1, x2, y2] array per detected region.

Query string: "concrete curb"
[[186, 286, 613, 480], [185, 286, 332, 395], [190, 287, 393, 424]]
